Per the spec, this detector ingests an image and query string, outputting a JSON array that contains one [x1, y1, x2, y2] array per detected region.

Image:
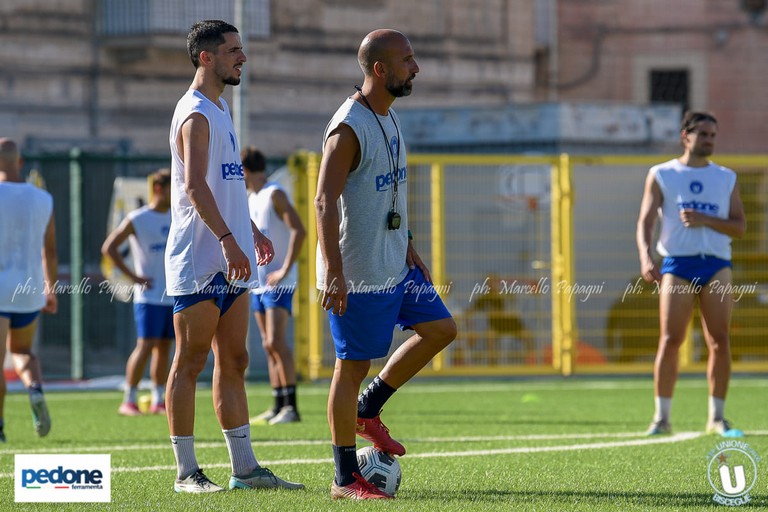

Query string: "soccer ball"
[[356, 446, 401, 495]]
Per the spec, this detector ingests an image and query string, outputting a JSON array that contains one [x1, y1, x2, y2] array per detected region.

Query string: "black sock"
[[357, 376, 396, 419], [272, 387, 283, 413], [284, 385, 297, 409], [0, 418, 4, 429], [332, 445, 359, 486]]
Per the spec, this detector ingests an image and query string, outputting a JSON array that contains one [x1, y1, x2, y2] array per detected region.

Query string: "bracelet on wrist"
[[218, 232, 233, 242]]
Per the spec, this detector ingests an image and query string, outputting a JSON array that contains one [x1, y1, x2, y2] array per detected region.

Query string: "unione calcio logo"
[[706, 441, 760, 507]]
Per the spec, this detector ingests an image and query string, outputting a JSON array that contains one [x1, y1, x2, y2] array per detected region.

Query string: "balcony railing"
[[100, 0, 270, 39]]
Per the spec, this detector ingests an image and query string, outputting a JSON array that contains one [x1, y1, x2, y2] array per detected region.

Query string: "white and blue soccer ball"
[[356, 446, 402, 495]]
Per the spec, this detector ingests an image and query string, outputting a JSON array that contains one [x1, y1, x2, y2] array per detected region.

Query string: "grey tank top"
[[316, 97, 409, 291]]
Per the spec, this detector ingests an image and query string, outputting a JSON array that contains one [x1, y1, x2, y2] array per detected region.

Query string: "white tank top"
[[248, 184, 298, 294], [0, 182, 53, 312], [126, 206, 173, 305], [166, 89, 257, 294], [652, 159, 737, 260]]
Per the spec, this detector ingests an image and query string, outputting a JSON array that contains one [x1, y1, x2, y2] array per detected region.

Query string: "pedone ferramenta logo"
[[706, 441, 760, 507], [15, 454, 110, 503]]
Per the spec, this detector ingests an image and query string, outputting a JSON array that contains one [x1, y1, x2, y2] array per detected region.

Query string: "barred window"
[[649, 69, 689, 114]]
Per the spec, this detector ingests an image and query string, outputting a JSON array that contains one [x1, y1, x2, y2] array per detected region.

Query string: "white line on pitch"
[[0, 431, 666, 456], [0, 431, 704, 479], [3, 428, 763, 459], [405, 431, 704, 458]]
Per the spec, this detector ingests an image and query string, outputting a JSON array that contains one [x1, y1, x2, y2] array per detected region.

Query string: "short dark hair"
[[187, 20, 239, 68], [241, 146, 266, 173], [150, 168, 171, 186], [681, 111, 717, 133]]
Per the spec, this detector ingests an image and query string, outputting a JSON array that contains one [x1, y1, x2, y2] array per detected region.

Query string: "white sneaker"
[[250, 408, 279, 426], [706, 418, 744, 438], [174, 469, 225, 493], [269, 406, 301, 425], [645, 419, 671, 436], [229, 466, 304, 490], [30, 391, 51, 437]]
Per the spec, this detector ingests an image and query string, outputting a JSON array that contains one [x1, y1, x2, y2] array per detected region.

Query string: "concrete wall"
[[3, 1, 766, 154], [0, 0, 537, 155], [554, 0, 768, 153]]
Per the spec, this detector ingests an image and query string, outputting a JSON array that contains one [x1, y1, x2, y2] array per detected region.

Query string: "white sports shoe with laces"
[[706, 418, 744, 438], [269, 406, 301, 425], [174, 469, 224, 493]]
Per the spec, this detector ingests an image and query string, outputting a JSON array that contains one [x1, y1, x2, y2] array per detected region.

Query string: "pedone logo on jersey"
[[677, 199, 719, 213], [374, 135, 406, 191], [221, 162, 244, 181], [375, 166, 407, 192]]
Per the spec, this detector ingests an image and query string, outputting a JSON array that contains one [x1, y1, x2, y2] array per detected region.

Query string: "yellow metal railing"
[[429, 162, 447, 371], [291, 152, 768, 380]]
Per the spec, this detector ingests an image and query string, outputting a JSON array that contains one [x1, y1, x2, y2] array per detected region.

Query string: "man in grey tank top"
[[316, 29, 457, 500]]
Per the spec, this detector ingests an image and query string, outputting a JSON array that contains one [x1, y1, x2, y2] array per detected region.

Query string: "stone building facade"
[[1, 0, 766, 155], [552, 0, 768, 153], [0, 0, 537, 155]]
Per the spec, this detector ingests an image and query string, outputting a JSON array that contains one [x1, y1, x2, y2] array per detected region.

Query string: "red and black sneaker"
[[331, 472, 394, 500], [356, 415, 406, 456]]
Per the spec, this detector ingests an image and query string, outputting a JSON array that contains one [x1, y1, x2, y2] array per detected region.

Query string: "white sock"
[[223, 424, 259, 477], [170, 435, 198, 480], [124, 386, 138, 404], [654, 396, 672, 423], [709, 396, 726, 422], [151, 384, 164, 406]]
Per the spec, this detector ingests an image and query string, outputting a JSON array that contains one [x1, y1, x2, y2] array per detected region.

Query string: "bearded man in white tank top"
[[164, 20, 303, 494], [637, 112, 746, 438], [0, 138, 57, 442]]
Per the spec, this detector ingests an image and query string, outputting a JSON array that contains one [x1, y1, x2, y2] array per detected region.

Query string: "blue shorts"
[[134, 303, 175, 339], [328, 267, 452, 360], [250, 289, 294, 315], [172, 273, 247, 316], [0, 311, 39, 329], [661, 255, 732, 286]]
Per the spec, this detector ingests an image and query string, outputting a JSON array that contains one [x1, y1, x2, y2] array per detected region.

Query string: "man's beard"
[[386, 78, 413, 98], [223, 76, 241, 86]]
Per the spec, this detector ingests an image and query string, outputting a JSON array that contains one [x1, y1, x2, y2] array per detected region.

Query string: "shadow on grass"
[[402, 488, 731, 508]]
